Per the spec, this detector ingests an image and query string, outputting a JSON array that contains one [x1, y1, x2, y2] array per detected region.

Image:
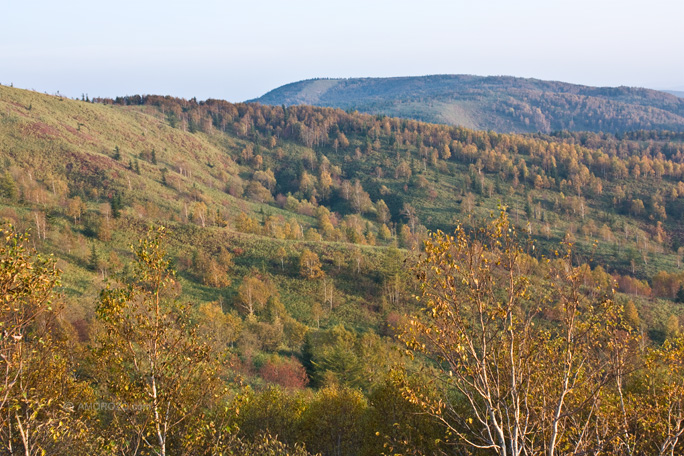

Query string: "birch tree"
[[400, 210, 623, 456], [95, 227, 220, 456]]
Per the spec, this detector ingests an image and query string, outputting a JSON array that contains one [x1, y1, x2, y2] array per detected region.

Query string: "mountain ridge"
[[252, 74, 684, 134]]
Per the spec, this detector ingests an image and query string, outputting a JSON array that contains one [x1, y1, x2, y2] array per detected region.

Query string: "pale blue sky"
[[2, 0, 683, 101]]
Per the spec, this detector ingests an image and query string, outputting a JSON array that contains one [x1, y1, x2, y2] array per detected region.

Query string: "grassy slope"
[[0, 86, 405, 337]]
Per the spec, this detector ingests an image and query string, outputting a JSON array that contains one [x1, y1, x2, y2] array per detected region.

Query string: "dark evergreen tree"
[[110, 193, 123, 218], [676, 285, 684, 304], [88, 243, 100, 272]]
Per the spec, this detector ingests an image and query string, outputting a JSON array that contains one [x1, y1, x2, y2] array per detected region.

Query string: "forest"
[[0, 83, 683, 454], [252, 75, 684, 134]]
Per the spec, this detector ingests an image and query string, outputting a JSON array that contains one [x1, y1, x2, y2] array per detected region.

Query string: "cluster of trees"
[[136, 97, 684, 274], [2, 213, 684, 455], [8, 87, 684, 288], [233, 207, 397, 247], [401, 211, 684, 455], [94, 94, 684, 227], [0, 222, 412, 455], [0, 226, 384, 455]]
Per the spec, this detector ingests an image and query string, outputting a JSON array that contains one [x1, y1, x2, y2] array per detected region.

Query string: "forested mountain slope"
[[2, 82, 684, 339], [253, 75, 684, 133], [2, 83, 684, 338], [1, 83, 684, 453]]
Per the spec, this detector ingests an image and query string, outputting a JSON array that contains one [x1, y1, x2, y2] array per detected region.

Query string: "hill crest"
[[252, 74, 684, 134]]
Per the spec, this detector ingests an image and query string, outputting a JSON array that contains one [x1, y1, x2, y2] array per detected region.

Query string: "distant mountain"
[[252, 75, 684, 133], [664, 90, 684, 99]]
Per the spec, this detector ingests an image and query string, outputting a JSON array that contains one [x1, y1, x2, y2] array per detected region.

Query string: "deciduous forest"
[[0, 84, 683, 454]]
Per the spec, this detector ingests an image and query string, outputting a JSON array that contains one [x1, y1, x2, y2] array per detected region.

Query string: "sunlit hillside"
[[1, 83, 684, 454]]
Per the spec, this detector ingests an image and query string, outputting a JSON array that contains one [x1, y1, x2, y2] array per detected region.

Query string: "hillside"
[[1, 82, 684, 335], [252, 75, 684, 134], [2, 84, 684, 453]]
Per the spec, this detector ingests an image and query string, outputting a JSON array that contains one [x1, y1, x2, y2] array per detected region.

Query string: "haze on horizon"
[[2, 0, 683, 102]]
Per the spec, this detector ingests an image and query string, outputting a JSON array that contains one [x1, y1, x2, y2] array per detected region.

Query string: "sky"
[[2, 0, 683, 102]]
